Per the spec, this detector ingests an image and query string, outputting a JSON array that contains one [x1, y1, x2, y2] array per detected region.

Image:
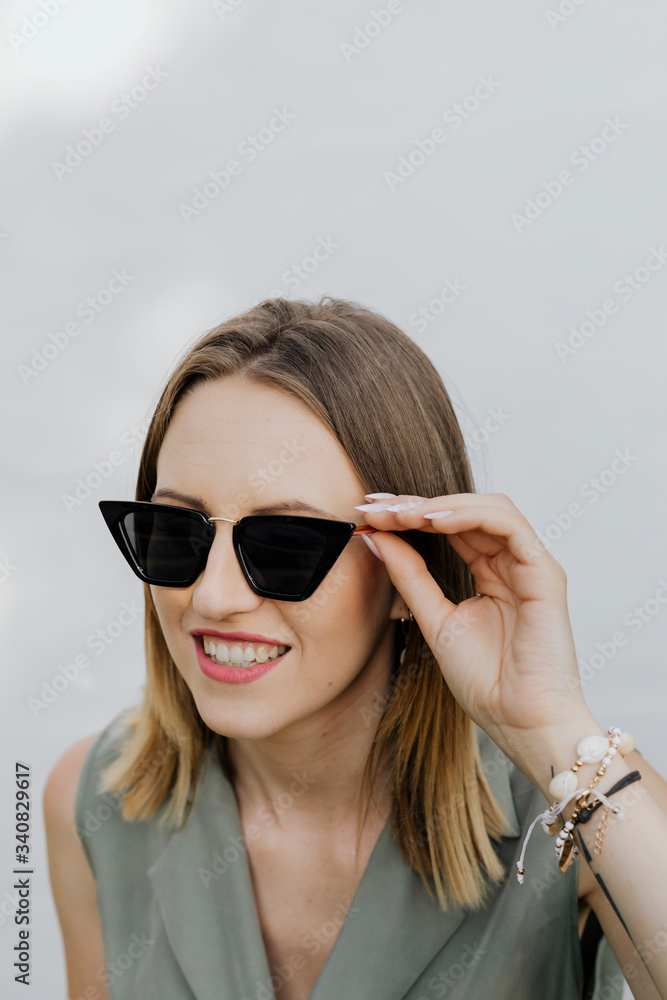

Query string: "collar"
[[147, 723, 520, 999]]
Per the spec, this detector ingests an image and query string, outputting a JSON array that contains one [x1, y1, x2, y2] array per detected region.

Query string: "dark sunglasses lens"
[[240, 521, 329, 596], [122, 508, 212, 583]]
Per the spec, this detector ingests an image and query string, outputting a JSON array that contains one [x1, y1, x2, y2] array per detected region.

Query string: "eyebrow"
[[150, 488, 343, 520]]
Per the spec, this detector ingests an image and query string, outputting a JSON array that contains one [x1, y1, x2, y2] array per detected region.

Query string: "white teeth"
[[201, 637, 287, 668]]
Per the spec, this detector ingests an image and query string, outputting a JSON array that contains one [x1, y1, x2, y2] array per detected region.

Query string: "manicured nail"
[[386, 500, 424, 512], [361, 534, 384, 561], [422, 510, 456, 518], [364, 492, 397, 500], [354, 502, 393, 512]]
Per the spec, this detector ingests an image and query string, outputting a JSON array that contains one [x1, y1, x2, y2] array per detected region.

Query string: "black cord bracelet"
[[576, 769, 642, 824]]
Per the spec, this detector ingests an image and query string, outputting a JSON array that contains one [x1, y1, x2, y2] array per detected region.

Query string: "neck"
[[224, 638, 398, 833]]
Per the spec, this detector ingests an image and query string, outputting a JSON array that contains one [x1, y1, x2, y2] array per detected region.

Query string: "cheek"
[[292, 550, 389, 646], [150, 589, 189, 648], [344, 545, 391, 612]]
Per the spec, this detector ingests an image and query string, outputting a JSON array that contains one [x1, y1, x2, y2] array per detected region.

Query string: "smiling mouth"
[[198, 635, 289, 669]]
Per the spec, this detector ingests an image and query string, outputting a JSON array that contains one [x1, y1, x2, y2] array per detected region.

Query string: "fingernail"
[[361, 534, 384, 561], [354, 502, 393, 512], [422, 510, 456, 518], [386, 500, 424, 512], [364, 493, 397, 500]]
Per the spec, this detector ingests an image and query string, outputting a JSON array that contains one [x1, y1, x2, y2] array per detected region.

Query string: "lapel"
[[147, 724, 521, 1000]]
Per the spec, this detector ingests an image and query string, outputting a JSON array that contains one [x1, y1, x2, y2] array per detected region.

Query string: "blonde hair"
[[99, 296, 510, 910]]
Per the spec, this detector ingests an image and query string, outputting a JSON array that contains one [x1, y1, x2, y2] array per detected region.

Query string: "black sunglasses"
[[98, 500, 378, 601]]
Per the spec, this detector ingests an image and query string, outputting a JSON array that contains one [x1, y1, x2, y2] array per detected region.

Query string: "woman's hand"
[[355, 492, 594, 769]]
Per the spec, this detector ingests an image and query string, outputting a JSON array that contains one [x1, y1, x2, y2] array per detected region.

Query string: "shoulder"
[[44, 733, 101, 802], [43, 732, 102, 845], [43, 708, 137, 859], [43, 732, 110, 997]]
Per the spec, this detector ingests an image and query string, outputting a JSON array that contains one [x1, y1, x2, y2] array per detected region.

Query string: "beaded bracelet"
[[576, 769, 642, 824], [583, 770, 642, 856], [516, 726, 635, 884], [552, 727, 628, 872]]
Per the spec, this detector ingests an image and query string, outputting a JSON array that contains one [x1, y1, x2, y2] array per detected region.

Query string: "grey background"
[[1, 0, 665, 996]]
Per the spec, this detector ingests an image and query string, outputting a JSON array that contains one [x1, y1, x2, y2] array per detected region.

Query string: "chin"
[[192, 697, 295, 742]]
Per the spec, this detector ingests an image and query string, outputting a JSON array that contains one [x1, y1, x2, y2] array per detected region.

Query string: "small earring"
[[398, 609, 413, 666], [399, 609, 414, 637]]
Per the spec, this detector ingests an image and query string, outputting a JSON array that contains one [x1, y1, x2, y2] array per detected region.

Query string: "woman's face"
[[150, 374, 406, 741]]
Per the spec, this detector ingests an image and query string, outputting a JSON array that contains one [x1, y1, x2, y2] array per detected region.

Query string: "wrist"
[[506, 712, 627, 806]]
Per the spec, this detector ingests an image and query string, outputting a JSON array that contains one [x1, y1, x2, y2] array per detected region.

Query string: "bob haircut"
[[99, 296, 511, 911]]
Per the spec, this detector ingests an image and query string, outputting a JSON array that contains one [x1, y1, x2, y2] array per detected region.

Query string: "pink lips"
[[191, 628, 287, 645], [193, 634, 289, 685]]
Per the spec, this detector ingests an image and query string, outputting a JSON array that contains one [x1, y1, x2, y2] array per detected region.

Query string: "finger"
[[367, 528, 460, 642], [440, 527, 506, 559], [420, 505, 548, 567], [367, 500, 548, 568], [355, 495, 427, 515], [354, 492, 517, 529], [354, 498, 439, 532], [357, 498, 501, 560], [436, 529, 485, 565]]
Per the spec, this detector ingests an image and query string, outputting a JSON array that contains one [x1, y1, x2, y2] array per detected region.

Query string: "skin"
[[149, 374, 408, 826], [44, 373, 667, 999], [361, 494, 667, 999]]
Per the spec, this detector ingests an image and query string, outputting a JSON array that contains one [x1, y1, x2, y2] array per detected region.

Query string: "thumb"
[[363, 529, 458, 644]]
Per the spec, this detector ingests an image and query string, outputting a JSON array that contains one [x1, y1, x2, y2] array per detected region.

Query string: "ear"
[[388, 586, 410, 622]]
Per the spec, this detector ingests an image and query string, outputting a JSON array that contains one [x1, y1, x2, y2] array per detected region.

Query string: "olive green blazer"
[[75, 712, 624, 999]]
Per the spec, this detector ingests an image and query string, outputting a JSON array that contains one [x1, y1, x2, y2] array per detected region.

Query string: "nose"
[[191, 520, 262, 619]]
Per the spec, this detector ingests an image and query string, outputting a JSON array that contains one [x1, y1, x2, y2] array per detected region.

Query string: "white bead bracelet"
[[515, 725, 634, 885]]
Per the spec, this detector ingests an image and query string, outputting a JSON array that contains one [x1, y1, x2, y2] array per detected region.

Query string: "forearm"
[[512, 710, 667, 997]]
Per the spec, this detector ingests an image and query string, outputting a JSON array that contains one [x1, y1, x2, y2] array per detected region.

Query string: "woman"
[[44, 296, 667, 1000]]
